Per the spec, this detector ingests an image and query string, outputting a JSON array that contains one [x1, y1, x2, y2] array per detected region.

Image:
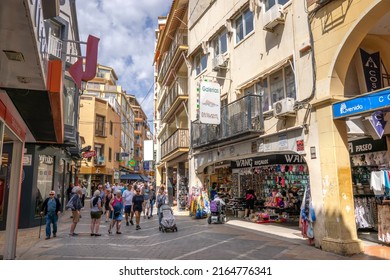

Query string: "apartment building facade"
[[79, 65, 133, 192], [127, 95, 152, 182], [154, 0, 190, 207]]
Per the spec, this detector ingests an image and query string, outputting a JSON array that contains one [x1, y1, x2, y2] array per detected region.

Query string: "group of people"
[[41, 181, 168, 239]]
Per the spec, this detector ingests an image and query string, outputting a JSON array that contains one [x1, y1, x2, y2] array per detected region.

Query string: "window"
[[94, 144, 104, 161], [235, 8, 254, 44], [110, 121, 113, 135], [256, 64, 296, 112], [95, 115, 105, 136], [109, 148, 112, 162], [213, 30, 228, 56], [195, 52, 208, 76], [264, 0, 289, 11]]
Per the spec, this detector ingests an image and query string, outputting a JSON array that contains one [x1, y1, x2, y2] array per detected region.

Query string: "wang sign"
[[199, 81, 221, 125]]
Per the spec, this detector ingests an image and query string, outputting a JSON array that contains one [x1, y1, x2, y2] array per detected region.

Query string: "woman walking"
[[156, 186, 167, 227], [132, 187, 144, 230], [108, 191, 124, 234], [90, 190, 103, 236], [104, 188, 113, 223]]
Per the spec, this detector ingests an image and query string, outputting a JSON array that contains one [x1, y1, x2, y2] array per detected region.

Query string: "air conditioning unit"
[[273, 98, 296, 118], [262, 4, 285, 32], [212, 54, 228, 71]]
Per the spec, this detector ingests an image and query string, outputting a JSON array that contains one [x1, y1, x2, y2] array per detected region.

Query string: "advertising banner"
[[199, 81, 220, 125]]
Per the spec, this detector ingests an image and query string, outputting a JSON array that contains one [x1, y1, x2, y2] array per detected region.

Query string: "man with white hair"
[[40, 190, 61, 240]]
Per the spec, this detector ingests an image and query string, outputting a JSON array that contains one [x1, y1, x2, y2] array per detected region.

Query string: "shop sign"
[[82, 150, 96, 158], [231, 154, 305, 168], [348, 137, 386, 155], [366, 111, 386, 139], [333, 87, 390, 119], [199, 81, 221, 125], [23, 154, 32, 166], [360, 49, 382, 92], [114, 172, 119, 180], [68, 35, 100, 89]]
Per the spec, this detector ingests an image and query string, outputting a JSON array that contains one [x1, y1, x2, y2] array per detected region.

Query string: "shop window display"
[[229, 164, 309, 223]]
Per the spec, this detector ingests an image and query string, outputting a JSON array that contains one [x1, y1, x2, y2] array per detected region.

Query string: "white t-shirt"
[[123, 189, 134, 206]]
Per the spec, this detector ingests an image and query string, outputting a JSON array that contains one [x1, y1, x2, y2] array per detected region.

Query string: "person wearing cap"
[[81, 180, 88, 208], [40, 191, 61, 240]]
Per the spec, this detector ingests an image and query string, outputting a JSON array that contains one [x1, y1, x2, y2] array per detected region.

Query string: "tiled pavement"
[[1, 202, 389, 260]]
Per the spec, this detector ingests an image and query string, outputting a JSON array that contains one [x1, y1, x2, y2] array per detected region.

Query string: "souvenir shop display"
[[189, 186, 210, 219], [350, 148, 390, 244], [177, 177, 188, 211]]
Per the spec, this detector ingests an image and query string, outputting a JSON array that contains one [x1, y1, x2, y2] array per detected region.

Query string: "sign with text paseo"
[[199, 81, 221, 125], [332, 87, 390, 119]]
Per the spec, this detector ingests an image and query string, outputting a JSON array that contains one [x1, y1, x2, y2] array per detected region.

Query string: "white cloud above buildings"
[[76, 0, 171, 122]]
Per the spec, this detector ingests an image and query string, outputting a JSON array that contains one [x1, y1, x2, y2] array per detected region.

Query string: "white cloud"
[[76, 0, 171, 121]]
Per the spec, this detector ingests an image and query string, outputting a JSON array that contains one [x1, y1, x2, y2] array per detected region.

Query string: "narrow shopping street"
[[15, 201, 388, 260]]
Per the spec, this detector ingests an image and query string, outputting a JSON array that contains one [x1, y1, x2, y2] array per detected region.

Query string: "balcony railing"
[[161, 129, 189, 159], [191, 95, 264, 148], [160, 77, 188, 120], [158, 29, 188, 82], [48, 35, 63, 58]]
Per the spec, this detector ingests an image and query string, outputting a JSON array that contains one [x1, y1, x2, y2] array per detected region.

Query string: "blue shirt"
[[47, 198, 57, 213]]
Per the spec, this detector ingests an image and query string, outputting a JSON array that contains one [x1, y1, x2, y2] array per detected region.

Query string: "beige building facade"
[[154, 0, 190, 208]]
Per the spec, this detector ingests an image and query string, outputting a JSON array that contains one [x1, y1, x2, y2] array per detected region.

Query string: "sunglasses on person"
[[49, 193, 55, 196]]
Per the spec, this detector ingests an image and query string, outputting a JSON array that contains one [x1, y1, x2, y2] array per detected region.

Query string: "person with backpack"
[[156, 186, 167, 227], [90, 190, 103, 236], [67, 187, 83, 236]]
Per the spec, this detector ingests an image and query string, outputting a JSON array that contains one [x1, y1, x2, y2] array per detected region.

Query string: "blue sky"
[[76, 0, 171, 125]]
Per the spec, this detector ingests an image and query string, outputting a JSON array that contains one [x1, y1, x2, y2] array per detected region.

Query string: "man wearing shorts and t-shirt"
[[123, 184, 134, 226]]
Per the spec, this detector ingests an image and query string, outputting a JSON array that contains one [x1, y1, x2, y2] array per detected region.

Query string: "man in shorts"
[[143, 183, 151, 219], [123, 184, 134, 226]]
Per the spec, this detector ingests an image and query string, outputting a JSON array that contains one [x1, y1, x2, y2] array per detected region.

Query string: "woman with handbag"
[[108, 191, 124, 234], [90, 190, 103, 236]]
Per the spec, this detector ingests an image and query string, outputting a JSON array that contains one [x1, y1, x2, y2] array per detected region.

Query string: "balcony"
[[157, 29, 188, 83], [48, 35, 63, 58], [191, 95, 263, 148], [161, 129, 189, 160], [94, 156, 106, 166], [160, 77, 188, 122]]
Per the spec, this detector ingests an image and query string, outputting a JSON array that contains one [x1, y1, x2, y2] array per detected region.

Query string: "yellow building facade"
[[308, 0, 390, 254]]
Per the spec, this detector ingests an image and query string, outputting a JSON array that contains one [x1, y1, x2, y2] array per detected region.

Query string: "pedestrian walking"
[[132, 187, 144, 230], [104, 188, 113, 223], [81, 181, 87, 208], [143, 183, 151, 219], [123, 184, 134, 226], [90, 190, 103, 236], [156, 186, 167, 227], [66, 182, 74, 202], [149, 185, 156, 218], [68, 187, 83, 236], [40, 190, 61, 240], [108, 191, 124, 234]]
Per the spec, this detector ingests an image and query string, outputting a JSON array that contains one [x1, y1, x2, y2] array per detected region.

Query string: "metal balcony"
[[191, 94, 264, 148], [160, 77, 188, 122]]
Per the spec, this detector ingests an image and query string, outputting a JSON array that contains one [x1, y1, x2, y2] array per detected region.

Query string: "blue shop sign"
[[333, 87, 390, 119]]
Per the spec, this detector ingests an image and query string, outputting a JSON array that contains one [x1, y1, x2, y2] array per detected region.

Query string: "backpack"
[[66, 194, 76, 210]]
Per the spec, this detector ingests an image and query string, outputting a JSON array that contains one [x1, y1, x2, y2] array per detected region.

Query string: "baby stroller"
[[208, 199, 227, 224], [159, 204, 178, 232]]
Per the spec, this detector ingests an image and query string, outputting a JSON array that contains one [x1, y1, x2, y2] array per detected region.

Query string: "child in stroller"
[[159, 204, 178, 232], [208, 194, 227, 224]]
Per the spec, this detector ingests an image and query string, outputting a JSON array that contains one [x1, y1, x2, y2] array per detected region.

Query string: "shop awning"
[[120, 174, 142, 181], [140, 175, 149, 182]]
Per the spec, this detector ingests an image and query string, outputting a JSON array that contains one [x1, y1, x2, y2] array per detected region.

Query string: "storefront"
[[349, 137, 390, 244]]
